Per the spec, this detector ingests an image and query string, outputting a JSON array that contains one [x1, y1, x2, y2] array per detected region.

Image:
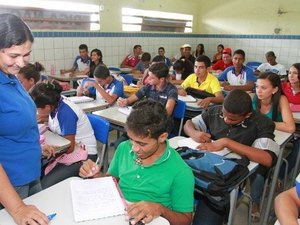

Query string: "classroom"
[[0, 1, 300, 225]]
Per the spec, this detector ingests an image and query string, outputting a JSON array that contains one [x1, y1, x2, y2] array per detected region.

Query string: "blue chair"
[[120, 73, 133, 85], [108, 66, 121, 73], [86, 113, 110, 171], [172, 99, 186, 136], [246, 61, 262, 71]]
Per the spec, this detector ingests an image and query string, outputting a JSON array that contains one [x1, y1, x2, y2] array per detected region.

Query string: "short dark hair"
[[152, 55, 165, 63], [233, 49, 245, 59], [30, 81, 62, 108], [158, 47, 165, 51], [149, 62, 169, 79], [223, 89, 252, 116], [196, 55, 211, 68], [79, 44, 88, 51], [173, 60, 185, 71], [93, 65, 110, 79], [265, 51, 276, 58], [141, 52, 151, 62], [126, 99, 171, 139], [133, 45, 141, 50], [19, 62, 43, 83], [0, 13, 34, 49]]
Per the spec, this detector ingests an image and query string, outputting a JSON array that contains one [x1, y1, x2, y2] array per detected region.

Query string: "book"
[[70, 177, 126, 222], [68, 96, 94, 104], [178, 95, 196, 102], [177, 137, 231, 156], [118, 106, 132, 116]]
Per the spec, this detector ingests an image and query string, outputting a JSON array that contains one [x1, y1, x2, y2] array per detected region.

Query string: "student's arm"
[[64, 135, 76, 154], [93, 83, 118, 105], [117, 94, 139, 107], [0, 165, 49, 225], [120, 55, 134, 69], [165, 98, 176, 116], [275, 187, 300, 225], [276, 95, 296, 133], [198, 91, 224, 108], [74, 67, 90, 76], [79, 159, 107, 178], [184, 119, 212, 143], [223, 81, 255, 92], [127, 202, 192, 225]]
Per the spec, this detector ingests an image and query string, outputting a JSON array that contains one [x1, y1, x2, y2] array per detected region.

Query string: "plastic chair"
[[172, 99, 186, 136], [86, 114, 110, 171], [246, 61, 262, 71], [120, 73, 133, 85], [108, 66, 121, 73]]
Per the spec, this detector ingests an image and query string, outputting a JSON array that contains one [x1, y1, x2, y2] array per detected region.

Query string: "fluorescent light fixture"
[[0, 0, 99, 12]]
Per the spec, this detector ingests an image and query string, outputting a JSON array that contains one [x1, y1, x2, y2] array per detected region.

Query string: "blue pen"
[[47, 213, 57, 221]]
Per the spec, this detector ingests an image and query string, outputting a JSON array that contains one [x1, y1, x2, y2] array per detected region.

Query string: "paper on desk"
[[70, 177, 125, 222], [68, 96, 94, 104], [118, 106, 132, 116], [177, 137, 231, 156], [178, 95, 196, 102]]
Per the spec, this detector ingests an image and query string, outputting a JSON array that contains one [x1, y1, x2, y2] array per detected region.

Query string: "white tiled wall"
[[31, 36, 300, 75]]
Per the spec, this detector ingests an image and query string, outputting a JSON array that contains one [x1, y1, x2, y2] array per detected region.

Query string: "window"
[[0, 0, 100, 30], [122, 8, 193, 33]]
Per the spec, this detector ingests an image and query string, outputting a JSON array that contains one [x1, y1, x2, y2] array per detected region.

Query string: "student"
[[134, 52, 151, 73], [61, 44, 90, 76], [88, 48, 105, 78], [253, 72, 295, 133], [179, 55, 224, 108], [0, 12, 47, 223], [79, 99, 194, 225], [282, 63, 300, 105], [212, 44, 224, 64], [181, 44, 196, 64], [170, 59, 194, 85], [255, 51, 286, 76], [30, 81, 97, 189], [118, 62, 178, 116], [211, 48, 233, 72], [78, 65, 124, 105], [184, 89, 279, 225], [17, 62, 44, 92], [193, 43, 205, 58], [275, 174, 300, 225], [120, 45, 142, 69], [171, 45, 184, 62], [218, 49, 257, 92], [158, 47, 172, 68]]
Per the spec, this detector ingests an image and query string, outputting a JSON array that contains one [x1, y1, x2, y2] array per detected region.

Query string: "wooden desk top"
[[48, 74, 88, 81]]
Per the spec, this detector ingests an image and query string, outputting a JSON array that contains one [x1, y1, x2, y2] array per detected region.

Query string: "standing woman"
[[0, 13, 48, 224], [88, 48, 105, 78], [30, 81, 97, 189]]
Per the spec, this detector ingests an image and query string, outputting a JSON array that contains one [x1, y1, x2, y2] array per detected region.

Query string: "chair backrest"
[[108, 66, 121, 73], [246, 61, 262, 71], [86, 113, 110, 169], [172, 99, 186, 136], [120, 73, 133, 85]]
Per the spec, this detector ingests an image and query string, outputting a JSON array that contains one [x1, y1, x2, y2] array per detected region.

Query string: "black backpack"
[[177, 147, 249, 211]]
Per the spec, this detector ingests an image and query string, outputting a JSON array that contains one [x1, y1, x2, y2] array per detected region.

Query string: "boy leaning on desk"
[[79, 99, 194, 225], [184, 89, 279, 225]]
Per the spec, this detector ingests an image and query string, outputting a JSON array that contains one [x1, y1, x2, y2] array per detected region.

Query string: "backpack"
[[177, 147, 249, 211], [186, 87, 215, 99]]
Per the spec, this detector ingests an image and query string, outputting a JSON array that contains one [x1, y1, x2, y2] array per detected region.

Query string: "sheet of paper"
[[68, 96, 94, 104], [118, 106, 132, 116], [70, 177, 125, 222], [177, 137, 231, 156], [178, 95, 196, 102]]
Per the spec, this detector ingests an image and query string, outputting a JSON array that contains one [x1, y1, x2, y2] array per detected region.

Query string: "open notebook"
[[68, 96, 94, 104], [178, 95, 196, 102], [177, 137, 230, 156], [70, 177, 126, 222]]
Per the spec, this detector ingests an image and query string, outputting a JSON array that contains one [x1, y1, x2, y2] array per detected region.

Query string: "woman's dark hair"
[[126, 99, 171, 139], [89, 48, 103, 78], [291, 63, 300, 80], [19, 62, 44, 83], [30, 81, 62, 108], [93, 65, 110, 79], [256, 72, 282, 121], [224, 89, 252, 116], [0, 13, 34, 49], [195, 43, 205, 57]]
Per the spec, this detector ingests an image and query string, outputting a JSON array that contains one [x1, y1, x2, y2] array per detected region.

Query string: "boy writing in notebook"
[[79, 99, 194, 225]]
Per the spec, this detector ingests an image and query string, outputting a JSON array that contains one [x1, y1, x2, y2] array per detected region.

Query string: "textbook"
[[178, 95, 196, 102], [177, 137, 230, 156], [68, 96, 94, 104], [70, 177, 126, 222]]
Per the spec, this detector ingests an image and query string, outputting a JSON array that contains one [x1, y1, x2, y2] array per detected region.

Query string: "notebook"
[[178, 95, 197, 102], [177, 137, 231, 156], [68, 96, 94, 104], [118, 106, 132, 116], [70, 177, 126, 222]]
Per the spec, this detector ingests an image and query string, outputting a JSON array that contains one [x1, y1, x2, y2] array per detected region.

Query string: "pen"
[[47, 213, 57, 221]]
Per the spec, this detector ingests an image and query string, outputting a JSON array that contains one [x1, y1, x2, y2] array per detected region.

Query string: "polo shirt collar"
[[0, 70, 18, 85]]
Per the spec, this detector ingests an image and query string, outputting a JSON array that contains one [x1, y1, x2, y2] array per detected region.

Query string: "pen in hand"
[[47, 213, 57, 221]]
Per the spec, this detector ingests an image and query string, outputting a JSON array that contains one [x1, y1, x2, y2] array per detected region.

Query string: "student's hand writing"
[[41, 144, 56, 158], [198, 138, 226, 152], [192, 131, 211, 144], [79, 159, 100, 178], [126, 201, 162, 225], [197, 98, 211, 108], [117, 97, 128, 107], [178, 88, 187, 96], [12, 204, 49, 225]]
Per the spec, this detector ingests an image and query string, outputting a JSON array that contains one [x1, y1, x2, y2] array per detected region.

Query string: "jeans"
[[41, 154, 97, 189], [250, 172, 265, 203]]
